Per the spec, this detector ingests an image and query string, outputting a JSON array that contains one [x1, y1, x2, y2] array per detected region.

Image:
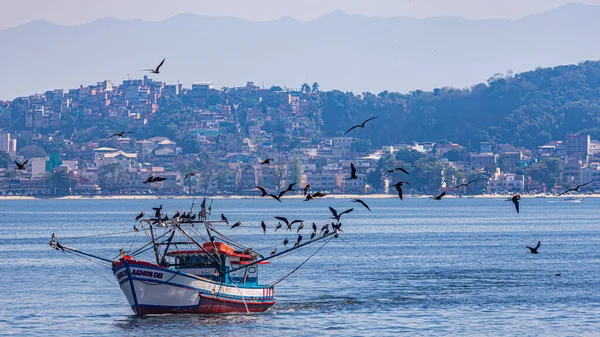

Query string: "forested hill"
[[321, 61, 600, 149]]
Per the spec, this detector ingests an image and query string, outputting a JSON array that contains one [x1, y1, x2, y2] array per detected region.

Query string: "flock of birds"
[[11, 57, 591, 267], [127, 114, 596, 267]]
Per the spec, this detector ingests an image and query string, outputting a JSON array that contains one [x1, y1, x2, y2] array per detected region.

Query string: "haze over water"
[[2, 197, 600, 336]]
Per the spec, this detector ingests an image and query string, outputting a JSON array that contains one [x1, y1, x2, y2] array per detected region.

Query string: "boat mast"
[[148, 223, 161, 265], [160, 230, 176, 265]]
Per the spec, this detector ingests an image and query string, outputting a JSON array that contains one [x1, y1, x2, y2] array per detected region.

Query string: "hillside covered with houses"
[[2, 62, 600, 196]]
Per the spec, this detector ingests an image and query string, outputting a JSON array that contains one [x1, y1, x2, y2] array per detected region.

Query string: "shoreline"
[[0, 194, 594, 201]]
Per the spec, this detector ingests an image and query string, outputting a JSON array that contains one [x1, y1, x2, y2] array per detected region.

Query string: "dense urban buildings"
[[0, 76, 597, 196]]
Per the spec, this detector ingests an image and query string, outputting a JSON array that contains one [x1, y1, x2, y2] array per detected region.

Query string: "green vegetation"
[[320, 61, 600, 150]]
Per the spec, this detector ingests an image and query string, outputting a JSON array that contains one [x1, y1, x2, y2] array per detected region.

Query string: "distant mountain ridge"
[[1, 2, 600, 100]]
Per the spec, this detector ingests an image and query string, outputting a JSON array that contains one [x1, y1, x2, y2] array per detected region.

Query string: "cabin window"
[[248, 267, 256, 273]]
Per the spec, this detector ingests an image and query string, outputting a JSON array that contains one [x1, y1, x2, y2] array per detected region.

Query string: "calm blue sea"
[[1, 197, 600, 336]]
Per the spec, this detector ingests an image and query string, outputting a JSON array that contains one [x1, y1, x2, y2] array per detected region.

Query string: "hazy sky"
[[1, 0, 600, 30]]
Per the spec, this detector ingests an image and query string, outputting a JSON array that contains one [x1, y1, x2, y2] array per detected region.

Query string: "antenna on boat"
[[189, 198, 196, 213]]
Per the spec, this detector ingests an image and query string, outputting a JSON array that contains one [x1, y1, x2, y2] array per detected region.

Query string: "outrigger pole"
[[224, 231, 339, 275], [49, 236, 112, 264]]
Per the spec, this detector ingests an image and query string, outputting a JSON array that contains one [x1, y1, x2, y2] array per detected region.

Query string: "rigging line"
[[338, 237, 435, 301], [269, 236, 333, 287], [127, 229, 172, 258], [62, 250, 118, 287], [232, 283, 250, 314], [61, 230, 135, 240], [128, 230, 138, 253]]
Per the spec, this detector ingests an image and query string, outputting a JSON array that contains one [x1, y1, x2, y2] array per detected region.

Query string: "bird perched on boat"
[[133, 224, 139, 232], [304, 191, 327, 201], [221, 214, 228, 224], [283, 238, 289, 246], [312, 223, 317, 232], [275, 222, 282, 232], [352, 198, 371, 211], [260, 158, 274, 165], [394, 181, 409, 200], [384, 167, 410, 176], [271, 249, 277, 255], [183, 172, 196, 180], [108, 131, 132, 139], [344, 116, 378, 135], [285, 183, 296, 192], [144, 58, 165, 74], [433, 191, 446, 200], [296, 223, 304, 233], [320, 223, 329, 233], [152, 204, 163, 218], [556, 180, 594, 196], [15, 160, 28, 170], [189, 214, 196, 221], [295, 234, 303, 247], [303, 184, 311, 196], [230, 221, 242, 229], [451, 178, 483, 191], [512, 195, 521, 213], [323, 228, 330, 235], [346, 163, 358, 180], [135, 211, 144, 221], [329, 207, 354, 221], [261, 221, 267, 234], [311, 231, 317, 240], [255, 186, 269, 197], [527, 241, 541, 254], [172, 211, 181, 219]]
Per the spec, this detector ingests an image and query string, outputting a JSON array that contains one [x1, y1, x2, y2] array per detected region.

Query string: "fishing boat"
[[49, 202, 339, 316], [561, 196, 583, 202]]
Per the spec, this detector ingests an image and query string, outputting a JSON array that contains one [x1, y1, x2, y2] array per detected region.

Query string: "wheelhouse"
[[164, 242, 270, 285]]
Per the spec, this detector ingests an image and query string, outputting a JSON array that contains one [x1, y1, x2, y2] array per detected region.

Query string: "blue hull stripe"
[[124, 261, 140, 315]]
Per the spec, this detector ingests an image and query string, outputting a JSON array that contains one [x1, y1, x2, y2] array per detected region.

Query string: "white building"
[[0, 131, 17, 156], [31, 157, 49, 178], [93, 147, 137, 168], [488, 169, 525, 192]]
